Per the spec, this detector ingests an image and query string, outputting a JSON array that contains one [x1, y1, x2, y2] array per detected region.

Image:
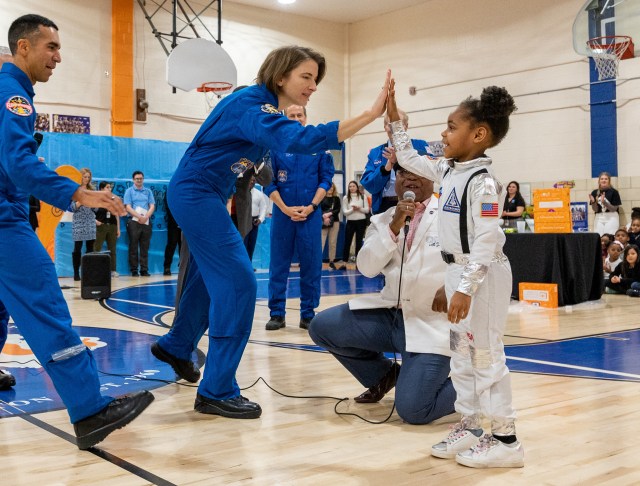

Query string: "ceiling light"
[[278, 0, 296, 4]]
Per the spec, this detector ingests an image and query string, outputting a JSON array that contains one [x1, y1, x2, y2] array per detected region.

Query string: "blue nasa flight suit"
[[265, 150, 334, 320], [360, 139, 431, 214], [0, 63, 112, 422], [157, 84, 342, 400]]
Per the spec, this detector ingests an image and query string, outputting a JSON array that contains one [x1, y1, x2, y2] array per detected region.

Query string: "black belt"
[[441, 251, 456, 264]]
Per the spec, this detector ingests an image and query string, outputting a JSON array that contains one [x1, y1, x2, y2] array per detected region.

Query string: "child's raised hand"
[[387, 78, 400, 122]]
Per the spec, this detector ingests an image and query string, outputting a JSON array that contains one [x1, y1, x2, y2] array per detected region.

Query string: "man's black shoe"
[[73, 391, 154, 450], [194, 393, 262, 419], [299, 317, 312, 330], [140, 271, 151, 277], [131, 271, 139, 277], [151, 342, 200, 383], [163, 269, 171, 276], [265, 315, 286, 331], [0, 369, 16, 391], [354, 361, 400, 403]]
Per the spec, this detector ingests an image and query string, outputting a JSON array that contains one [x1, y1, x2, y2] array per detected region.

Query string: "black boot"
[[72, 251, 81, 281]]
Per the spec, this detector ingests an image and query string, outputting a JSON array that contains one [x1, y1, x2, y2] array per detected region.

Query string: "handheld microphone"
[[402, 190, 416, 234]]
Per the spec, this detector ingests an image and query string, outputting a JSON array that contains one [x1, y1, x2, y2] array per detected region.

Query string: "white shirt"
[[250, 188, 268, 222]]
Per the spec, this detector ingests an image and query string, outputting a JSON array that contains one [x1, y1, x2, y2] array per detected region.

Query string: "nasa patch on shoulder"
[[231, 158, 254, 174], [5, 96, 33, 117], [261, 104, 280, 114]]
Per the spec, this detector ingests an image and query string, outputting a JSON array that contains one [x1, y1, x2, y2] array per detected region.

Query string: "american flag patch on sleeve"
[[480, 202, 499, 217]]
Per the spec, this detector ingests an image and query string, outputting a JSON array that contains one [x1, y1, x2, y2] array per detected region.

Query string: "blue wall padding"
[[589, 59, 618, 178], [38, 133, 271, 275]]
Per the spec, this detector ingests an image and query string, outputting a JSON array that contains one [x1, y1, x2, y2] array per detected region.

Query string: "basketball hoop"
[[586, 35, 634, 81], [197, 81, 233, 112]]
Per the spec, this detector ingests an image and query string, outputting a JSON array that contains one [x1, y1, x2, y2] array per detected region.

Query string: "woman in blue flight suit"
[[152, 45, 390, 419]]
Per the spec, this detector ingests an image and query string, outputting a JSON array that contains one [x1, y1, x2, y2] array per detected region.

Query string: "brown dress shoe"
[[354, 361, 400, 403]]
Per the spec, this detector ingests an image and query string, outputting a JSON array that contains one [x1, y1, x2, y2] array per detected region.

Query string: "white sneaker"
[[111, 271, 119, 278], [455, 434, 524, 468], [431, 422, 482, 459]]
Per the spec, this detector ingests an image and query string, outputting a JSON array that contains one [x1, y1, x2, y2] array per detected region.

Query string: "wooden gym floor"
[[2, 270, 640, 485]]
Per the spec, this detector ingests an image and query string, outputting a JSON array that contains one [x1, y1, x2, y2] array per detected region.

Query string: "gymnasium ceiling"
[[225, 0, 431, 24]]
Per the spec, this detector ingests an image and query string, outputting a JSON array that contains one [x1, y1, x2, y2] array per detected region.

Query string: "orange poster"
[[38, 165, 81, 261]]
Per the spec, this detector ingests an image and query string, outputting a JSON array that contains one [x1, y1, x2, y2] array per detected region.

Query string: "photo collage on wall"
[[34, 114, 90, 134]]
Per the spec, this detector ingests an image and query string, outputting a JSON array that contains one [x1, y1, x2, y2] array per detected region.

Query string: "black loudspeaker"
[[81, 252, 111, 299]]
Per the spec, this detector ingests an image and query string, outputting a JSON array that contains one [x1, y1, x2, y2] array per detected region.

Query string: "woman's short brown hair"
[[256, 46, 326, 94]]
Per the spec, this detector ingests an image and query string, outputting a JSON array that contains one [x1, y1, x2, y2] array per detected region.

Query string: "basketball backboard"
[[166, 38, 237, 92], [573, 0, 640, 56]]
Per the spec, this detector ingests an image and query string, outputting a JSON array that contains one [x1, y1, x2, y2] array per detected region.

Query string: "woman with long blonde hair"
[[70, 168, 97, 280]]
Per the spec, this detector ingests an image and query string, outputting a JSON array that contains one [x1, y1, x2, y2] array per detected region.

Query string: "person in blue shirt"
[[123, 171, 156, 276], [264, 105, 335, 331], [360, 110, 431, 214], [151, 45, 390, 419], [0, 14, 153, 449]]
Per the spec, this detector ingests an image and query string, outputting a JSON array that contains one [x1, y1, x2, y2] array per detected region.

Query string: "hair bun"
[[480, 86, 516, 119]]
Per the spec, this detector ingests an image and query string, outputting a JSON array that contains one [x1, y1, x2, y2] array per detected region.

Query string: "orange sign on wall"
[[38, 165, 81, 261]]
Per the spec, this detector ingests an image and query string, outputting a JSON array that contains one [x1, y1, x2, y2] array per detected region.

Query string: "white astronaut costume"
[[391, 121, 516, 437]]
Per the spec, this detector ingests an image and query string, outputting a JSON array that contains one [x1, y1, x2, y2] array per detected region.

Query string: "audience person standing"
[[341, 180, 369, 267], [28, 195, 40, 231], [360, 110, 431, 215], [94, 181, 120, 277], [590, 172, 621, 236], [124, 171, 155, 276], [0, 301, 16, 390], [244, 177, 268, 263], [309, 165, 456, 424], [163, 204, 181, 276], [501, 180, 525, 227], [265, 104, 335, 331], [320, 182, 341, 269], [70, 168, 96, 281]]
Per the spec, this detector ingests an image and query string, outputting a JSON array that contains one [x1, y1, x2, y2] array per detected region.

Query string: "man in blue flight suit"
[[264, 105, 335, 330], [361, 110, 432, 214], [0, 49, 16, 392], [0, 14, 153, 449]]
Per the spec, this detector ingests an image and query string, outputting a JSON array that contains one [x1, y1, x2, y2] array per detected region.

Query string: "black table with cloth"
[[502, 232, 603, 306]]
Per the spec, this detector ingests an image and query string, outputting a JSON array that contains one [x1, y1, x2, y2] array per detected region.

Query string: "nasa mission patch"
[[5, 96, 33, 117]]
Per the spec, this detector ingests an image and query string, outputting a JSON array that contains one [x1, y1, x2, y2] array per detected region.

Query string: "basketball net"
[[586, 36, 632, 81], [197, 82, 233, 112]]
